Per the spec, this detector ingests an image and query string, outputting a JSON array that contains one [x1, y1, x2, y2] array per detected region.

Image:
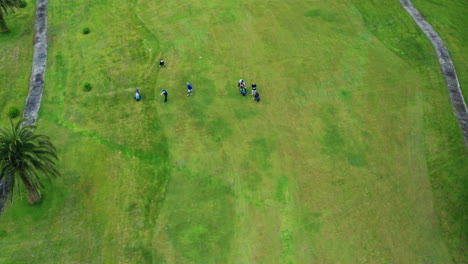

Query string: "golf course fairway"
[[0, 0, 466, 263]]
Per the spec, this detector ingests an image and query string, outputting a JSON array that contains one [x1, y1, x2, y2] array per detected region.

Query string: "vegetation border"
[[0, 0, 48, 215], [400, 0, 468, 146]]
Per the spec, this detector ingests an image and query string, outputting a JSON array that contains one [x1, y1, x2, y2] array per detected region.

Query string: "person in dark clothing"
[[160, 89, 168, 102], [251, 83, 257, 95], [135, 89, 141, 101], [254, 92, 260, 102], [159, 60, 165, 67]]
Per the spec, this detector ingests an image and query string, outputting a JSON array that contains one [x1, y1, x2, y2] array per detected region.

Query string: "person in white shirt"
[[238, 79, 245, 88]]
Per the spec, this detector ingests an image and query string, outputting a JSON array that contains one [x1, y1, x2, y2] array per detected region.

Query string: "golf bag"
[[241, 87, 246, 96]]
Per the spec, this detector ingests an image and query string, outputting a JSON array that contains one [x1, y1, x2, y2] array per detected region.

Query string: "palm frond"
[[0, 118, 61, 202], [0, 0, 21, 15]]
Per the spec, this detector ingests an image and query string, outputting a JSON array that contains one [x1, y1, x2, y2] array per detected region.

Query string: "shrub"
[[18, 1, 27, 8], [8, 107, 20, 119], [83, 82, 92, 92], [82, 27, 90, 34]]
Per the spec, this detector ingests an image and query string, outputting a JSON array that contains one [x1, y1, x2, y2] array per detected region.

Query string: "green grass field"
[[412, 0, 468, 103], [0, 0, 35, 128], [0, 0, 467, 263]]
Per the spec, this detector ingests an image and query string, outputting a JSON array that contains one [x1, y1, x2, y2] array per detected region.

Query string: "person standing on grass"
[[251, 83, 257, 95], [238, 79, 245, 88], [254, 92, 260, 102], [187, 82, 193, 96], [241, 85, 247, 96], [159, 60, 165, 67], [241, 82, 246, 91], [160, 89, 168, 102], [135, 89, 141, 101]]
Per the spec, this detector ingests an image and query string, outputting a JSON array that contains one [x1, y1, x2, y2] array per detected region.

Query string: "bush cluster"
[[19, 1, 27, 8], [8, 107, 20, 119], [82, 27, 90, 34], [83, 82, 92, 92]]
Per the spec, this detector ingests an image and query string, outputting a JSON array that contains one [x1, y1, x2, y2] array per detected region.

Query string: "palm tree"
[[0, 0, 20, 33], [0, 119, 60, 204]]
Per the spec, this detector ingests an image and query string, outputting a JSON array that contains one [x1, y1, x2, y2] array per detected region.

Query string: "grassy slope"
[[1, 1, 170, 263], [412, 0, 468, 103], [0, 2, 35, 127], [0, 0, 466, 263], [402, 0, 468, 262], [138, 0, 463, 262]]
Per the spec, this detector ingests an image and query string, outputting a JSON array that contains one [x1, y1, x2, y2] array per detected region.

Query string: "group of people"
[[135, 60, 192, 102], [134, 60, 260, 103], [238, 79, 260, 102]]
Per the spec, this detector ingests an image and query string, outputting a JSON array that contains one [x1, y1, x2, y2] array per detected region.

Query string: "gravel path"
[[0, 0, 49, 215], [399, 0, 468, 146], [23, 0, 48, 126]]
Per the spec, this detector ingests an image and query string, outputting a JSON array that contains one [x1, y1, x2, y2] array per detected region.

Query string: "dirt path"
[[0, 0, 49, 215], [399, 0, 468, 146]]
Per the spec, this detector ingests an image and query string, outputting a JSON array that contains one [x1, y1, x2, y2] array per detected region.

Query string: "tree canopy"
[[0, 119, 60, 204], [0, 0, 21, 33]]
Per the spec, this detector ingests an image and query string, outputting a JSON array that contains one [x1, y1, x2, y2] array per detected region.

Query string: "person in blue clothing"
[[135, 89, 141, 101], [187, 82, 193, 96], [254, 92, 260, 102], [241, 86, 246, 96], [240, 82, 246, 92], [160, 89, 168, 102]]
